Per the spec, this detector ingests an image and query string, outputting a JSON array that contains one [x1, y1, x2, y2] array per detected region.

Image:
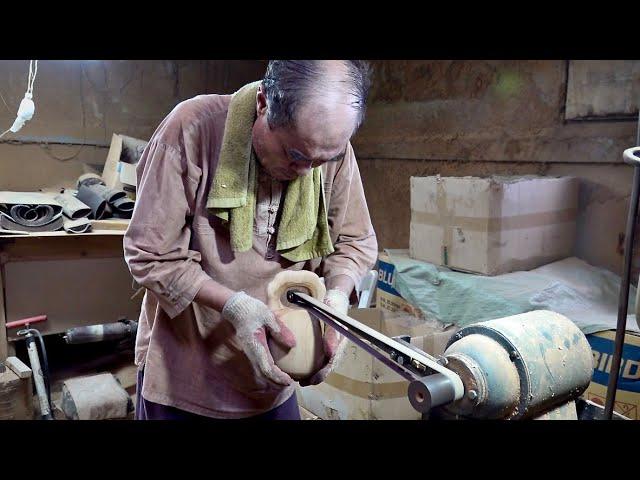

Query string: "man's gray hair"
[[261, 60, 372, 132]]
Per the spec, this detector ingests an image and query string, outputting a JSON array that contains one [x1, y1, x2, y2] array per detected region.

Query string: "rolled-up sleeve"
[[123, 139, 212, 319], [321, 143, 378, 289]]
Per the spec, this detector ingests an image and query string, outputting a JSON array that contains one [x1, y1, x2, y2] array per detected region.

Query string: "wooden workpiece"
[[5, 356, 32, 378], [267, 271, 326, 381]]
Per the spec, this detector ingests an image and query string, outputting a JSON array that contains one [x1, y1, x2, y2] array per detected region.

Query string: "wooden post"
[[0, 262, 8, 361]]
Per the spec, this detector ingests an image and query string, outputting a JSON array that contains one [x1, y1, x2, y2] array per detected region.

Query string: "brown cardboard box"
[[410, 175, 578, 275], [102, 133, 147, 195], [296, 308, 456, 420]]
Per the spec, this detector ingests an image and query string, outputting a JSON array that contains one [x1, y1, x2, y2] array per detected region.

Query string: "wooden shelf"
[[0, 219, 129, 239]]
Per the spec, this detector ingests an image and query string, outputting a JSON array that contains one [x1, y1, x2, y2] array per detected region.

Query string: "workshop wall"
[[1, 60, 634, 277], [353, 60, 638, 277], [0, 60, 268, 191]]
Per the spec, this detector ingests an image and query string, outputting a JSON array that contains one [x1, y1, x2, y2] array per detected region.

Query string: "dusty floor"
[[13, 334, 137, 420], [14, 333, 319, 420]]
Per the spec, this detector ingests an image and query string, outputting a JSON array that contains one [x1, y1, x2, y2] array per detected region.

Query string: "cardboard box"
[[410, 175, 578, 275], [118, 161, 138, 188], [296, 308, 456, 420], [376, 252, 424, 319], [584, 330, 640, 420], [102, 133, 147, 195]]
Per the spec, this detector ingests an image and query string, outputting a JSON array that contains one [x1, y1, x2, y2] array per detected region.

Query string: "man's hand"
[[221, 291, 297, 386], [299, 288, 350, 387]]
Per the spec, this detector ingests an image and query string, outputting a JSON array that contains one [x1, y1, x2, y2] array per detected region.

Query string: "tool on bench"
[[288, 291, 595, 420], [63, 319, 137, 346], [5, 315, 53, 420]]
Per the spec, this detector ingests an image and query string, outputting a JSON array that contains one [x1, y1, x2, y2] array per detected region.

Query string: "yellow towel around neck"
[[206, 81, 334, 262]]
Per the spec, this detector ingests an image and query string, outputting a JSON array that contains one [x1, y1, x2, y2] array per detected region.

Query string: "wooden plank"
[[4, 257, 142, 340], [0, 220, 128, 239], [0, 263, 7, 361], [6, 356, 31, 378], [0, 229, 126, 239], [91, 219, 130, 231], [0, 369, 34, 420], [102, 133, 125, 190], [0, 234, 126, 262]]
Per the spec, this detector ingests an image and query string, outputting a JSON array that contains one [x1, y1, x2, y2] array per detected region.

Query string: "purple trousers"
[[135, 368, 301, 420]]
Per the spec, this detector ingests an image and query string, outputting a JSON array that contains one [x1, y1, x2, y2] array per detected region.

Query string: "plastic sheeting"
[[387, 249, 637, 335]]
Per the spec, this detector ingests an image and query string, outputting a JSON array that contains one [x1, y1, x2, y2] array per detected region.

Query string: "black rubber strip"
[[0, 214, 63, 232], [55, 193, 92, 220], [76, 185, 107, 220], [112, 196, 134, 212]]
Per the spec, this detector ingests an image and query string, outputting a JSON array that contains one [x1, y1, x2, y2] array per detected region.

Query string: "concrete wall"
[[0, 60, 268, 191], [352, 60, 638, 276]]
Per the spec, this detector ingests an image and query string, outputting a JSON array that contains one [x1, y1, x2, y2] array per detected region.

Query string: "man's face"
[[252, 88, 358, 181]]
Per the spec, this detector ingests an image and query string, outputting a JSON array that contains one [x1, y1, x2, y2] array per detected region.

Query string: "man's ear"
[[256, 85, 268, 117]]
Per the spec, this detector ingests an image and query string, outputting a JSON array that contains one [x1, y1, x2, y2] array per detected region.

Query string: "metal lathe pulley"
[[419, 310, 594, 419]]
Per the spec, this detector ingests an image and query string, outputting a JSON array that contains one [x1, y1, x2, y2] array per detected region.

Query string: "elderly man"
[[124, 60, 378, 420]]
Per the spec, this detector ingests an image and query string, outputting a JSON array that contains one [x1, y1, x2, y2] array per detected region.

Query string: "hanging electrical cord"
[[0, 60, 38, 140], [2, 61, 132, 159], [0, 60, 90, 161], [0, 89, 13, 114], [27, 59, 38, 96], [38, 63, 88, 162]]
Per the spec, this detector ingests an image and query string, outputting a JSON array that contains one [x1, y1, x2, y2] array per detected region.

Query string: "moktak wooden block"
[[267, 271, 326, 381]]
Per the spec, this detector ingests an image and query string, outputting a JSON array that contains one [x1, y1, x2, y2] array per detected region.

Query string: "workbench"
[[0, 220, 143, 360]]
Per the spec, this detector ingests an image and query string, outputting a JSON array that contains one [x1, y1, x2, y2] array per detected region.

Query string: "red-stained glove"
[[299, 288, 350, 387], [222, 291, 297, 386]]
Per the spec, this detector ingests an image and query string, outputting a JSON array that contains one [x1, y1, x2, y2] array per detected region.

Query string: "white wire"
[[0, 128, 11, 139], [27, 60, 38, 95], [27, 61, 32, 91], [39, 62, 87, 162], [31, 60, 38, 92], [0, 89, 13, 114]]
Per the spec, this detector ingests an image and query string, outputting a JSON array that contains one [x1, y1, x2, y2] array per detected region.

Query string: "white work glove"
[[222, 291, 297, 386], [299, 288, 350, 387]]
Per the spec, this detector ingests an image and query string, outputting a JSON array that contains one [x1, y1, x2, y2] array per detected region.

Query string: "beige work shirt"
[[123, 93, 378, 418]]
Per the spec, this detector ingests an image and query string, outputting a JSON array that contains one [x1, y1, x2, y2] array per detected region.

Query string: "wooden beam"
[[6, 356, 31, 379], [0, 262, 7, 361], [0, 235, 126, 262]]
